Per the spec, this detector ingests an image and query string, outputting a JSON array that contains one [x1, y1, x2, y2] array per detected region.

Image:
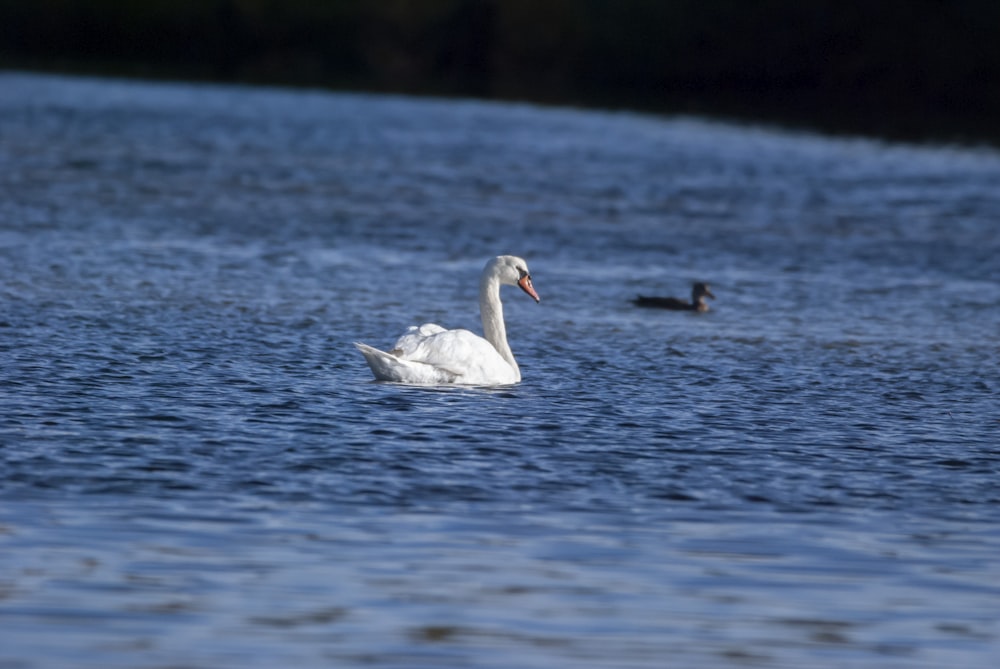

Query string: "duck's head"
[[692, 282, 715, 301]]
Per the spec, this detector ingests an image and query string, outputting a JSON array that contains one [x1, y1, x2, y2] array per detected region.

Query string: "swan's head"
[[488, 255, 540, 303]]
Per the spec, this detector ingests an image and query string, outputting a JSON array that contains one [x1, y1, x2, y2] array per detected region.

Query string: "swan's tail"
[[354, 342, 402, 381], [354, 342, 456, 384]]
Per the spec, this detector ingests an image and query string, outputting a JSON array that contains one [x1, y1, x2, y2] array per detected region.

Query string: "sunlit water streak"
[[1, 72, 999, 668]]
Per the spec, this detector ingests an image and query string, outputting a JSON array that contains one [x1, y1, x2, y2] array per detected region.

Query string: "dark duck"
[[633, 282, 715, 312]]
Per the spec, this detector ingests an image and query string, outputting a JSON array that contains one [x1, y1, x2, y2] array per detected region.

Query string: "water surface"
[[1, 72, 999, 668]]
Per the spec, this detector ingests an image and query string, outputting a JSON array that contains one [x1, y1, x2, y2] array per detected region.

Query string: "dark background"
[[3, 0, 1000, 144]]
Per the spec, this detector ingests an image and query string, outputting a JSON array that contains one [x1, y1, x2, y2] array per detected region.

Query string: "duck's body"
[[355, 255, 539, 386], [633, 282, 715, 312]]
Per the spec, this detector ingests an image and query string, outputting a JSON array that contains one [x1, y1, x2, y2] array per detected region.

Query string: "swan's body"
[[633, 282, 715, 312], [355, 255, 540, 385]]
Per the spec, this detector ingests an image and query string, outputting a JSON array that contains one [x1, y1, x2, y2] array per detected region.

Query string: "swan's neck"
[[480, 273, 520, 380]]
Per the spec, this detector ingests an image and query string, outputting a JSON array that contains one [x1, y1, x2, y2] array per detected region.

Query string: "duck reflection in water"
[[633, 282, 715, 312]]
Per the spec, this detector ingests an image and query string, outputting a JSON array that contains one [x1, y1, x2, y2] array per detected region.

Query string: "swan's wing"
[[354, 342, 458, 384], [356, 328, 517, 385], [404, 329, 518, 385], [390, 323, 447, 357]]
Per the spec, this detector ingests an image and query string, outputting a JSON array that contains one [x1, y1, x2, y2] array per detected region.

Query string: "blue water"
[[1, 72, 998, 668]]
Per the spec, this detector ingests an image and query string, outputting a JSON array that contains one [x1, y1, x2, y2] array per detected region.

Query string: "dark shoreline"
[[4, 0, 999, 147]]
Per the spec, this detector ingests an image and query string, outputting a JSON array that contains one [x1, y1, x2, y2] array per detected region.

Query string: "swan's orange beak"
[[518, 275, 540, 303]]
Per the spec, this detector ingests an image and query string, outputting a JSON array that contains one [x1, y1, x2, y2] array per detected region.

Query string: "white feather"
[[355, 255, 539, 386]]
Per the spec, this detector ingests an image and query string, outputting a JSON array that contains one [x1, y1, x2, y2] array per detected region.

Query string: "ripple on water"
[[1, 72, 999, 669]]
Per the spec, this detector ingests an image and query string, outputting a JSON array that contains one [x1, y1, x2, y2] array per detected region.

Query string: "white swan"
[[355, 255, 540, 385]]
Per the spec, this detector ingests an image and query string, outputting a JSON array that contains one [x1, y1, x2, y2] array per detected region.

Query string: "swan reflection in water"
[[356, 255, 540, 386], [633, 282, 715, 312]]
